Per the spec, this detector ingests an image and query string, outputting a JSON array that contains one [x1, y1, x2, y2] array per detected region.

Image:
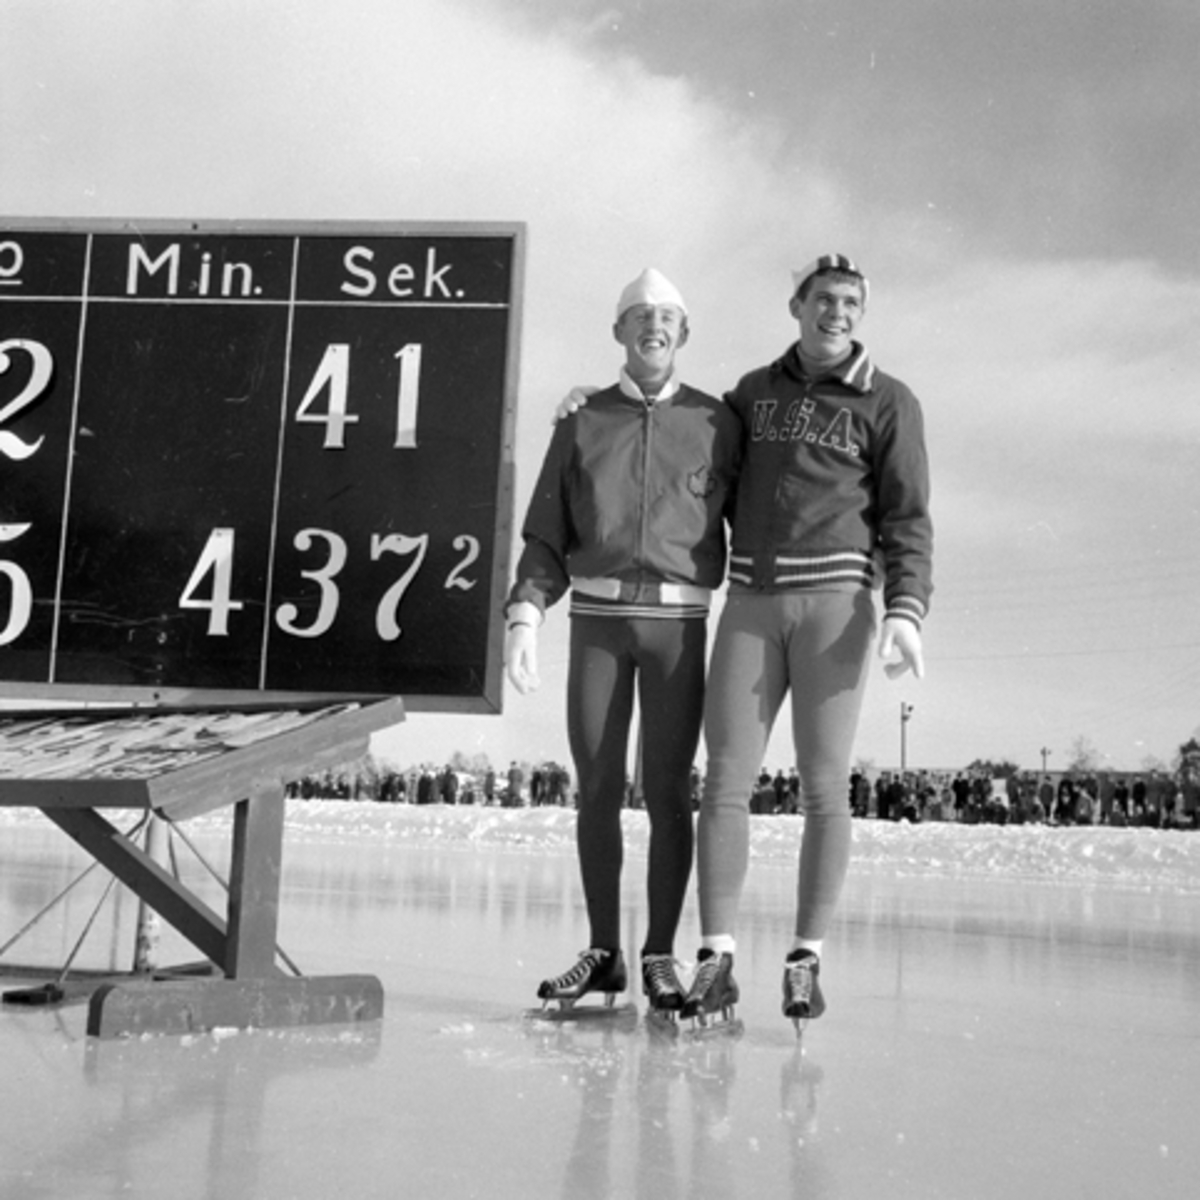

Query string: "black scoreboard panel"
[[0, 220, 524, 712]]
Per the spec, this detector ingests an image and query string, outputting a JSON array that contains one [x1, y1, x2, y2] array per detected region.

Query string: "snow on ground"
[[6, 800, 1193, 892], [283, 802, 1200, 892]]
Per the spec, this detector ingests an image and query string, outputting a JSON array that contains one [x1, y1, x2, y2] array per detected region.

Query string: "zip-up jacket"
[[508, 378, 741, 618], [725, 340, 933, 626]]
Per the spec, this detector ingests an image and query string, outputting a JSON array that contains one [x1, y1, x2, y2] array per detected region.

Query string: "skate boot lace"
[[545, 948, 607, 992], [690, 954, 721, 1001], [784, 956, 817, 1010], [642, 954, 682, 999]]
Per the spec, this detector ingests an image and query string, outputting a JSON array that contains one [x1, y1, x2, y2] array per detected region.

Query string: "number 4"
[[295, 343, 358, 450], [179, 528, 244, 635]]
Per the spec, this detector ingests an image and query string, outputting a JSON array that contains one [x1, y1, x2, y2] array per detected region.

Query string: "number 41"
[[295, 342, 422, 450]]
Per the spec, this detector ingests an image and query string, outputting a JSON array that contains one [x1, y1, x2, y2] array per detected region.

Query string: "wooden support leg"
[[41, 807, 232, 967], [226, 783, 286, 979], [43, 796, 385, 1038]]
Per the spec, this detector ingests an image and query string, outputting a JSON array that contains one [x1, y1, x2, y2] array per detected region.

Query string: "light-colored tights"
[[697, 588, 875, 944]]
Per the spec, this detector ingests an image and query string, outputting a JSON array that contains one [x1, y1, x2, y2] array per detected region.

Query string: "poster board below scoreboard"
[[0, 219, 524, 713]]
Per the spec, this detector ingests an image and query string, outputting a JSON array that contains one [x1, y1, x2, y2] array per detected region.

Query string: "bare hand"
[[553, 385, 599, 423]]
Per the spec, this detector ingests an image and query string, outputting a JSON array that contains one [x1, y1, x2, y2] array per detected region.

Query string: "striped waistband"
[[571, 577, 713, 607], [727, 551, 877, 590]]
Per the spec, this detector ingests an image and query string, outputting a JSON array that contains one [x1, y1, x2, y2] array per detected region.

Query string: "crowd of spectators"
[[847, 767, 1197, 829], [287, 760, 572, 808], [288, 760, 1199, 830]]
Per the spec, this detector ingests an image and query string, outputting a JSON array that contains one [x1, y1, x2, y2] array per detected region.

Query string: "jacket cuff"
[[504, 600, 544, 629], [884, 594, 926, 629]]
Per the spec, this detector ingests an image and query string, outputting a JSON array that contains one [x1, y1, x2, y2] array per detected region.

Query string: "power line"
[[931, 642, 1200, 663]]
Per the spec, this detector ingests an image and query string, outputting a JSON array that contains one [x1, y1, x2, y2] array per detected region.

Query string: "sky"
[[2, 0, 1199, 778]]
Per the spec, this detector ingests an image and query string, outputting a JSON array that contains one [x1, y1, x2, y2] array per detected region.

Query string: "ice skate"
[[642, 954, 685, 1012], [680, 951, 743, 1038], [531, 948, 633, 1021], [782, 951, 825, 1035], [641, 953, 686, 1033]]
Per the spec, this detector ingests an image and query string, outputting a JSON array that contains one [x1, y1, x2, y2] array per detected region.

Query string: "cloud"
[[1, 0, 843, 768], [0, 0, 850, 476], [870, 255, 1200, 556], [3, 2, 830, 252], [5, 0, 1199, 770]]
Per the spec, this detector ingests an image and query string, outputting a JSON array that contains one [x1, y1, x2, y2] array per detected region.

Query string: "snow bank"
[[5, 801, 1197, 892]]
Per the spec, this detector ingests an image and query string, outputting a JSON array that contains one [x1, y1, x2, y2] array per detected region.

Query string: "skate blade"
[[643, 1009, 681, 1038], [524, 1001, 638, 1025], [683, 1017, 744, 1042]]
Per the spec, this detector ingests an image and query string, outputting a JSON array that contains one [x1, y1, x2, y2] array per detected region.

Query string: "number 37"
[[179, 526, 480, 640]]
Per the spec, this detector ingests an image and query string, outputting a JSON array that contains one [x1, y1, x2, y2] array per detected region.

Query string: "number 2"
[[0, 338, 51, 461]]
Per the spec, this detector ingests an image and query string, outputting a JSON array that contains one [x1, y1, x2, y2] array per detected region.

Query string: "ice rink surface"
[[2, 803, 1198, 1199]]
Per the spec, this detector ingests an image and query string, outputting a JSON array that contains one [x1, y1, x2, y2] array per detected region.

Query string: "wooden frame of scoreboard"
[[0, 219, 524, 1035], [0, 218, 525, 712]]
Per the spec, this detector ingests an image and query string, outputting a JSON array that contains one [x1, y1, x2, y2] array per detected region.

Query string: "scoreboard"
[[0, 219, 524, 713]]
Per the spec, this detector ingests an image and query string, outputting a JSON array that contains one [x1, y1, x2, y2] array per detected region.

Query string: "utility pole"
[[1040, 746, 1052, 775], [900, 702, 914, 773]]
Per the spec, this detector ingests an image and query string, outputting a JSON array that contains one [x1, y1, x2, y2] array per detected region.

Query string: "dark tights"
[[567, 614, 705, 955]]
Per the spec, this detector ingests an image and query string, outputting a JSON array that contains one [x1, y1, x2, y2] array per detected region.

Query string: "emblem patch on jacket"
[[687, 465, 718, 498]]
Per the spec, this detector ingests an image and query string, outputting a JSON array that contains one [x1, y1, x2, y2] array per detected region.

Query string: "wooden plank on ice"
[[87, 975, 385, 1038]]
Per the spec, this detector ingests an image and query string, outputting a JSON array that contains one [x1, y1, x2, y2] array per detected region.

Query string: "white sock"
[[789, 938, 823, 959], [701, 935, 736, 956]]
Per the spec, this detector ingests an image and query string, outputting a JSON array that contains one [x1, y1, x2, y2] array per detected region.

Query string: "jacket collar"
[[777, 340, 875, 394], [619, 365, 682, 403]]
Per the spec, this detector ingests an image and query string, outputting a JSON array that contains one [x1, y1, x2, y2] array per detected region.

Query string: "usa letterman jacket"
[[723, 340, 933, 627]]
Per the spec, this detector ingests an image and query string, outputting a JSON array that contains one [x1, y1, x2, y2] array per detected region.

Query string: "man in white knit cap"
[[504, 268, 741, 1018]]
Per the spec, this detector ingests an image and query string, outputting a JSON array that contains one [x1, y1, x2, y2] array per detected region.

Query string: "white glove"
[[879, 617, 925, 680], [504, 601, 543, 694], [505, 624, 540, 694]]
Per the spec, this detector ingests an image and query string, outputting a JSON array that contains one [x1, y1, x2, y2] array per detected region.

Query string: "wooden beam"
[[0, 777, 150, 810], [226, 787, 286, 978], [40, 807, 236, 970], [3, 703, 398, 1035], [147, 697, 406, 820], [87, 975, 384, 1038]]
